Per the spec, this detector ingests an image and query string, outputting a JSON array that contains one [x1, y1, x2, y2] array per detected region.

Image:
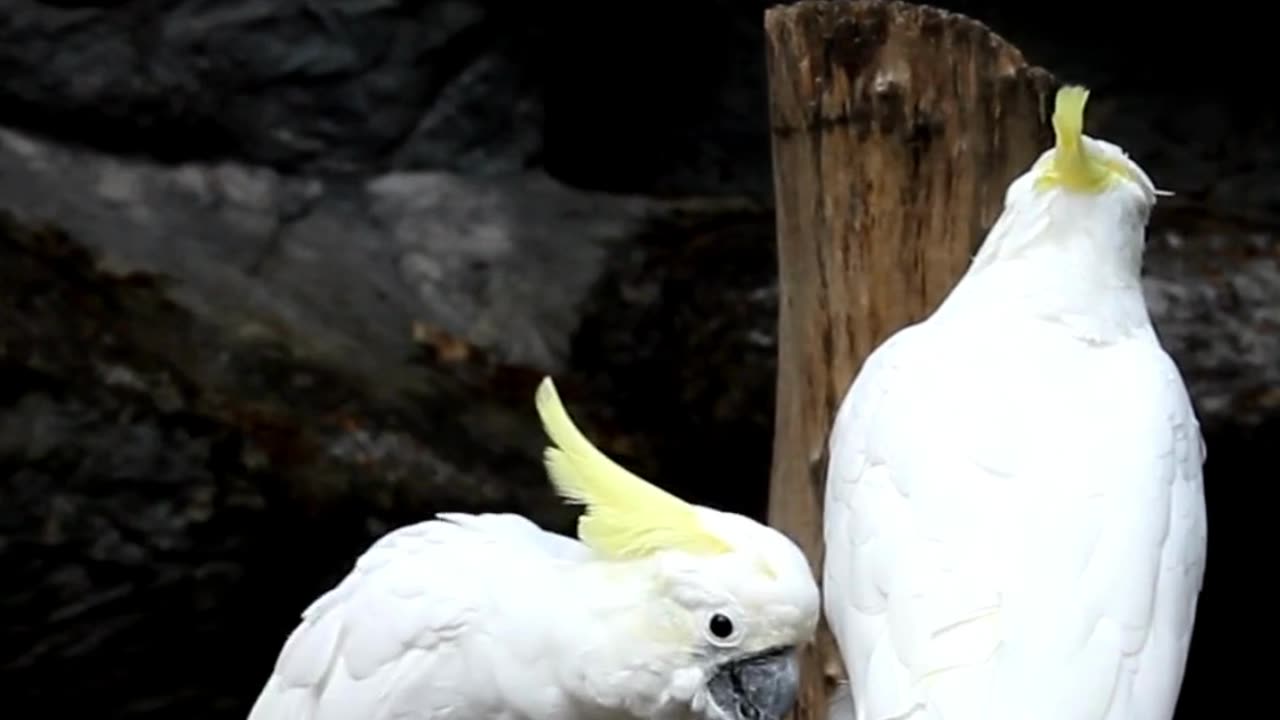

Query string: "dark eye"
[[708, 613, 735, 639]]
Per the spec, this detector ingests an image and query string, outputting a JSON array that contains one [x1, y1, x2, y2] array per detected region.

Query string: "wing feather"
[[248, 513, 588, 720]]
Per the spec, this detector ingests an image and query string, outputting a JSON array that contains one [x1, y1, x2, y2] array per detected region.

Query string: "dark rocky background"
[[0, 1, 1273, 717]]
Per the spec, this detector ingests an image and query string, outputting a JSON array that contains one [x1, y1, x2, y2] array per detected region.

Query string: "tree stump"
[[763, 2, 1056, 718]]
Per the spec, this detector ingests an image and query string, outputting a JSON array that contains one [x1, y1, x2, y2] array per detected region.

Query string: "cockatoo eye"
[[705, 611, 741, 646], [709, 613, 734, 638]]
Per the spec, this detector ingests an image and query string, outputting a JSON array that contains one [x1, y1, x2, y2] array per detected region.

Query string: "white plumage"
[[248, 378, 820, 720], [822, 88, 1207, 720], [248, 513, 598, 720]]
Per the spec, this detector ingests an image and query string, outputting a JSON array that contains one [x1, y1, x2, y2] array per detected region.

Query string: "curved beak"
[[706, 646, 800, 720]]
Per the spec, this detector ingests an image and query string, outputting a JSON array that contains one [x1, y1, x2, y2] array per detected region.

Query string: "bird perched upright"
[[822, 85, 1208, 720], [247, 377, 820, 720]]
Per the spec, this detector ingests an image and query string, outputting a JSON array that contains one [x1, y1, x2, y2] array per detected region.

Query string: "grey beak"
[[706, 647, 801, 720]]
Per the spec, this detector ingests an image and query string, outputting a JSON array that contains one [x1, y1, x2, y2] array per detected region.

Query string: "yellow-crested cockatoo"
[[247, 377, 820, 720], [822, 85, 1207, 720]]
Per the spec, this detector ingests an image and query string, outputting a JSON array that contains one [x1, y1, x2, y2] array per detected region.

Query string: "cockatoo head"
[[1021, 84, 1166, 222], [649, 507, 819, 720], [535, 378, 820, 720], [968, 85, 1168, 279]]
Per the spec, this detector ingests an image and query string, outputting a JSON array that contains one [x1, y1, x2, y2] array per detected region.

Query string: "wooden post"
[[763, 2, 1056, 718]]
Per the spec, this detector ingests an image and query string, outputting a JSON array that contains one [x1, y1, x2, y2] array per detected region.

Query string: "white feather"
[[247, 513, 604, 720], [248, 503, 820, 720], [822, 144, 1207, 720]]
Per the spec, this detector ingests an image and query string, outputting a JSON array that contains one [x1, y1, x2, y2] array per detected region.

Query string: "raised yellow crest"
[[534, 377, 733, 560], [1034, 84, 1114, 194]]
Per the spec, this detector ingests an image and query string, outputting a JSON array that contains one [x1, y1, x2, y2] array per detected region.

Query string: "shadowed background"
[[0, 1, 1272, 718]]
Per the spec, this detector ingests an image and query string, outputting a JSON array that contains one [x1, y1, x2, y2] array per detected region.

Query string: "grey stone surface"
[[367, 170, 653, 368], [0, 0, 778, 196], [0, 0, 541, 175], [0, 125, 656, 376], [1144, 227, 1280, 428]]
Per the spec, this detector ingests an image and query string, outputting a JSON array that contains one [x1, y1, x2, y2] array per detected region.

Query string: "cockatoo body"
[[249, 378, 820, 720], [822, 86, 1208, 720]]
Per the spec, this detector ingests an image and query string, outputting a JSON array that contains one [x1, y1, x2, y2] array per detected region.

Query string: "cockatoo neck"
[[941, 179, 1156, 344], [550, 559, 702, 720]]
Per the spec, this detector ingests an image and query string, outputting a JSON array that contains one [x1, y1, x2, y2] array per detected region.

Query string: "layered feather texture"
[[822, 85, 1207, 720]]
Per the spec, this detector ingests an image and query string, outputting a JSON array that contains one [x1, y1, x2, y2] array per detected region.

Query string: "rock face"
[[0, 1, 1274, 719], [0, 210, 565, 719], [0, 123, 660, 374], [0, 0, 778, 195], [0, 1, 542, 175]]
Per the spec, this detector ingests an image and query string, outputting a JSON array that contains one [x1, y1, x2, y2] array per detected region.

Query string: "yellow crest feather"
[[534, 377, 733, 560], [1035, 84, 1113, 194]]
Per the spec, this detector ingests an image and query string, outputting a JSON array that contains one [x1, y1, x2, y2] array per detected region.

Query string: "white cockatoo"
[[247, 377, 820, 720], [822, 85, 1208, 720]]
